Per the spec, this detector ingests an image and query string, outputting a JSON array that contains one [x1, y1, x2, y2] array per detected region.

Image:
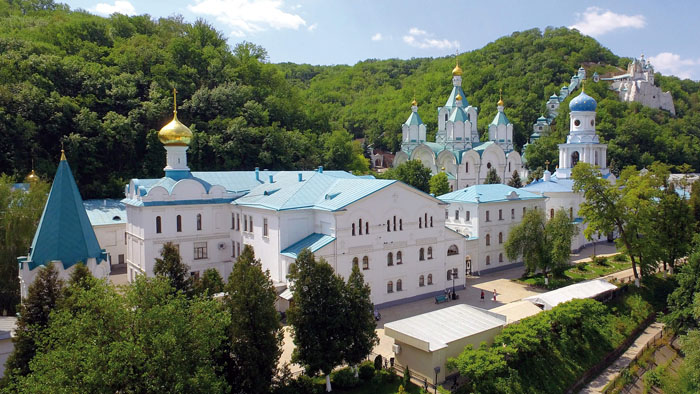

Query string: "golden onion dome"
[[158, 89, 192, 146], [411, 99, 418, 107], [25, 169, 39, 183], [452, 61, 463, 76], [456, 94, 462, 101], [498, 98, 504, 107]]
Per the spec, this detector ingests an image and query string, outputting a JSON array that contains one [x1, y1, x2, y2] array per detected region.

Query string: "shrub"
[[613, 253, 627, 262], [331, 367, 359, 389], [276, 374, 321, 394], [359, 360, 375, 381], [371, 369, 394, 385], [403, 365, 412, 387], [593, 256, 609, 266]]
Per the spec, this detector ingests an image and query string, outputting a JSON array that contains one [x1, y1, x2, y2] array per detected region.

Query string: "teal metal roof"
[[438, 184, 545, 204], [404, 111, 424, 126], [444, 86, 469, 108], [471, 141, 495, 157], [537, 116, 548, 123], [549, 94, 559, 100], [521, 177, 575, 193], [234, 172, 396, 212], [84, 199, 126, 226], [424, 142, 445, 157], [449, 107, 468, 122], [280, 233, 336, 258], [20, 158, 106, 271], [490, 110, 510, 126], [569, 91, 597, 112]]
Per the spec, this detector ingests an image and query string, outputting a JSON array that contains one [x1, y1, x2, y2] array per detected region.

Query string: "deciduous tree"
[[153, 242, 192, 296], [381, 160, 432, 193], [429, 172, 450, 196]]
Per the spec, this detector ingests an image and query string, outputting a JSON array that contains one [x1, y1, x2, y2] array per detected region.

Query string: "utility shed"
[[523, 279, 618, 310], [384, 304, 506, 384], [0, 317, 17, 377]]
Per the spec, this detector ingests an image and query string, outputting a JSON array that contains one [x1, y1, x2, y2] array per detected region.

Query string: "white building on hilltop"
[[601, 55, 675, 115], [393, 61, 526, 190], [521, 89, 615, 250]]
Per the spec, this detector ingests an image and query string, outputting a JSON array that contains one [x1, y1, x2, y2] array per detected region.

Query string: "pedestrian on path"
[[480, 290, 485, 302], [492, 289, 497, 302]]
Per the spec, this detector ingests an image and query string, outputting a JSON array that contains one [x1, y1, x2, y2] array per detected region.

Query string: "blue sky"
[[62, 0, 700, 80]]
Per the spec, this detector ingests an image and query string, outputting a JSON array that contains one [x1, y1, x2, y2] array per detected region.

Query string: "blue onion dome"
[[569, 91, 597, 112]]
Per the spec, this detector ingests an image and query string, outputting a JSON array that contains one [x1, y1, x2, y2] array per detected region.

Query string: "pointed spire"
[[581, 79, 585, 92], [497, 88, 504, 107], [173, 87, 178, 117], [60, 149, 66, 161]]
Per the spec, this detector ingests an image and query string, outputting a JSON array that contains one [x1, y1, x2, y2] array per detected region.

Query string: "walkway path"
[[578, 322, 665, 393]]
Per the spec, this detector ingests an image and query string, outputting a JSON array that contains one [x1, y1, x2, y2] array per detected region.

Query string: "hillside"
[[1, 1, 699, 198]]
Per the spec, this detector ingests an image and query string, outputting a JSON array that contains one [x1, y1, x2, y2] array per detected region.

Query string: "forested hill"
[[1, 1, 699, 199]]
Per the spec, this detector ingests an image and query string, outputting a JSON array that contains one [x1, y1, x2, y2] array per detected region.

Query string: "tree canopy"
[[429, 172, 450, 196], [380, 160, 431, 193]]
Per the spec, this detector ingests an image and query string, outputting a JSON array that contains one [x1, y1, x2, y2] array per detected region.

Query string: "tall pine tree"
[[224, 245, 282, 394], [2, 263, 63, 383], [485, 168, 502, 184], [342, 264, 378, 376], [507, 170, 522, 188], [287, 249, 347, 392]]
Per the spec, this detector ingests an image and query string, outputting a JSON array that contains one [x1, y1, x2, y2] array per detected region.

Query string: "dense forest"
[[1, 0, 699, 198]]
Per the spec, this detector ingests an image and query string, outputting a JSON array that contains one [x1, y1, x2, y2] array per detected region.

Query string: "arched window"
[[594, 150, 599, 167], [387, 252, 393, 266], [427, 274, 433, 285], [570, 207, 574, 219], [550, 208, 555, 219], [465, 162, 469, 173], [499, 253, 504, 263], [387, 219, 390, 232], [445, 113, 448, 122], [387, 281, 393, 293], [176, 215, 182, 232], [419, 248, 425, 261], [523, 207, 526, 216], [365, 221, 369, 234], [466, 211, 470, 221], [156, 216, 162, 234], [359, 219, 363, 235], [419, 275, 425, 287], [447, 270, 452, 281], [498, 232, 503, 244], [352, 257, 359, 268], [424, 213, 428, 227], [486, 255, 491, 265], [487, 162, 492, 169], [396, 251, 403, 264], [486, 211, 490, 222], [455, 210, 459, 221], [447, 244, 459, 256], [419, 217, 422, 228], [509, 162, 511, 172], [499, 209, 503, 220], [571, 151, 580, 167], [196, 214, 202, 231], [352, 223, 355, 236], [362, 256, 369, 270], [396, 279, 402, 292], [486, 234, 491, 246], [511, 208, 515, 219], [427, 247, 433, 259], [430, 216, 433, 227], [399, 219, 403, 231]]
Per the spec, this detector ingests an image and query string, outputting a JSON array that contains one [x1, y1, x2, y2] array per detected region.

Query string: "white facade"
[[603, 55, 675, 115]]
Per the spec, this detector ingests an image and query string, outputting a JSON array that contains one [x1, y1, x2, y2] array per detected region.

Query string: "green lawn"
[[516, 254, 632, 290]]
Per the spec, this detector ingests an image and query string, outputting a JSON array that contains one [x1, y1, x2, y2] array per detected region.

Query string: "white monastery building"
[[600, 55, 675, 115], [521, 88, 615, 250]]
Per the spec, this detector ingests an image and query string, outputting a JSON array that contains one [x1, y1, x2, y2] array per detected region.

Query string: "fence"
[[601, 327, 668, 394]]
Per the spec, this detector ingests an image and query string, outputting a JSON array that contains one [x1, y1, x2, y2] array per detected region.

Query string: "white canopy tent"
[[523, 279, 618, 310]]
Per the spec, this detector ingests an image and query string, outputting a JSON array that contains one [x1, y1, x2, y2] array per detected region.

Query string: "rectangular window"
[[243, 215, 248, 232], [118, 254, 125, 264], [263, 218, 269, 237], [511, 208, 515, 220], [232, 213, 235, 230], [499, 209, 503, 220], [455, 210, 459, 221], [232, 241, 236, 258], [237, 242, 240, 257], [249, 216, 253, 233], [194, 242, 208, 260], [445, 209, 449, 220], [466, 211, 470, 221], [486, 211, 490, 222], [236, 214, 240, 230]]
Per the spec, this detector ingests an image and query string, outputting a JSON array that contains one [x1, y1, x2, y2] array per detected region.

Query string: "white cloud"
[[92, 0, 136, 16], [188, 0, 306, 37], [403, 27, 458, 50], [307, 23, 317, 32], [371, 33, 383, 41], [648, 52, 700, 80], [570, 7, 646, 37]]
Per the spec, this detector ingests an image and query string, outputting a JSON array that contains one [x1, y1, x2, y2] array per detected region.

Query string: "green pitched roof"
[[404, 111, 424, 126], [490, 110, 510, 126], [448, 107, 468, 122], [444, 86, 469, 108], [21, 157, 105, 271]]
